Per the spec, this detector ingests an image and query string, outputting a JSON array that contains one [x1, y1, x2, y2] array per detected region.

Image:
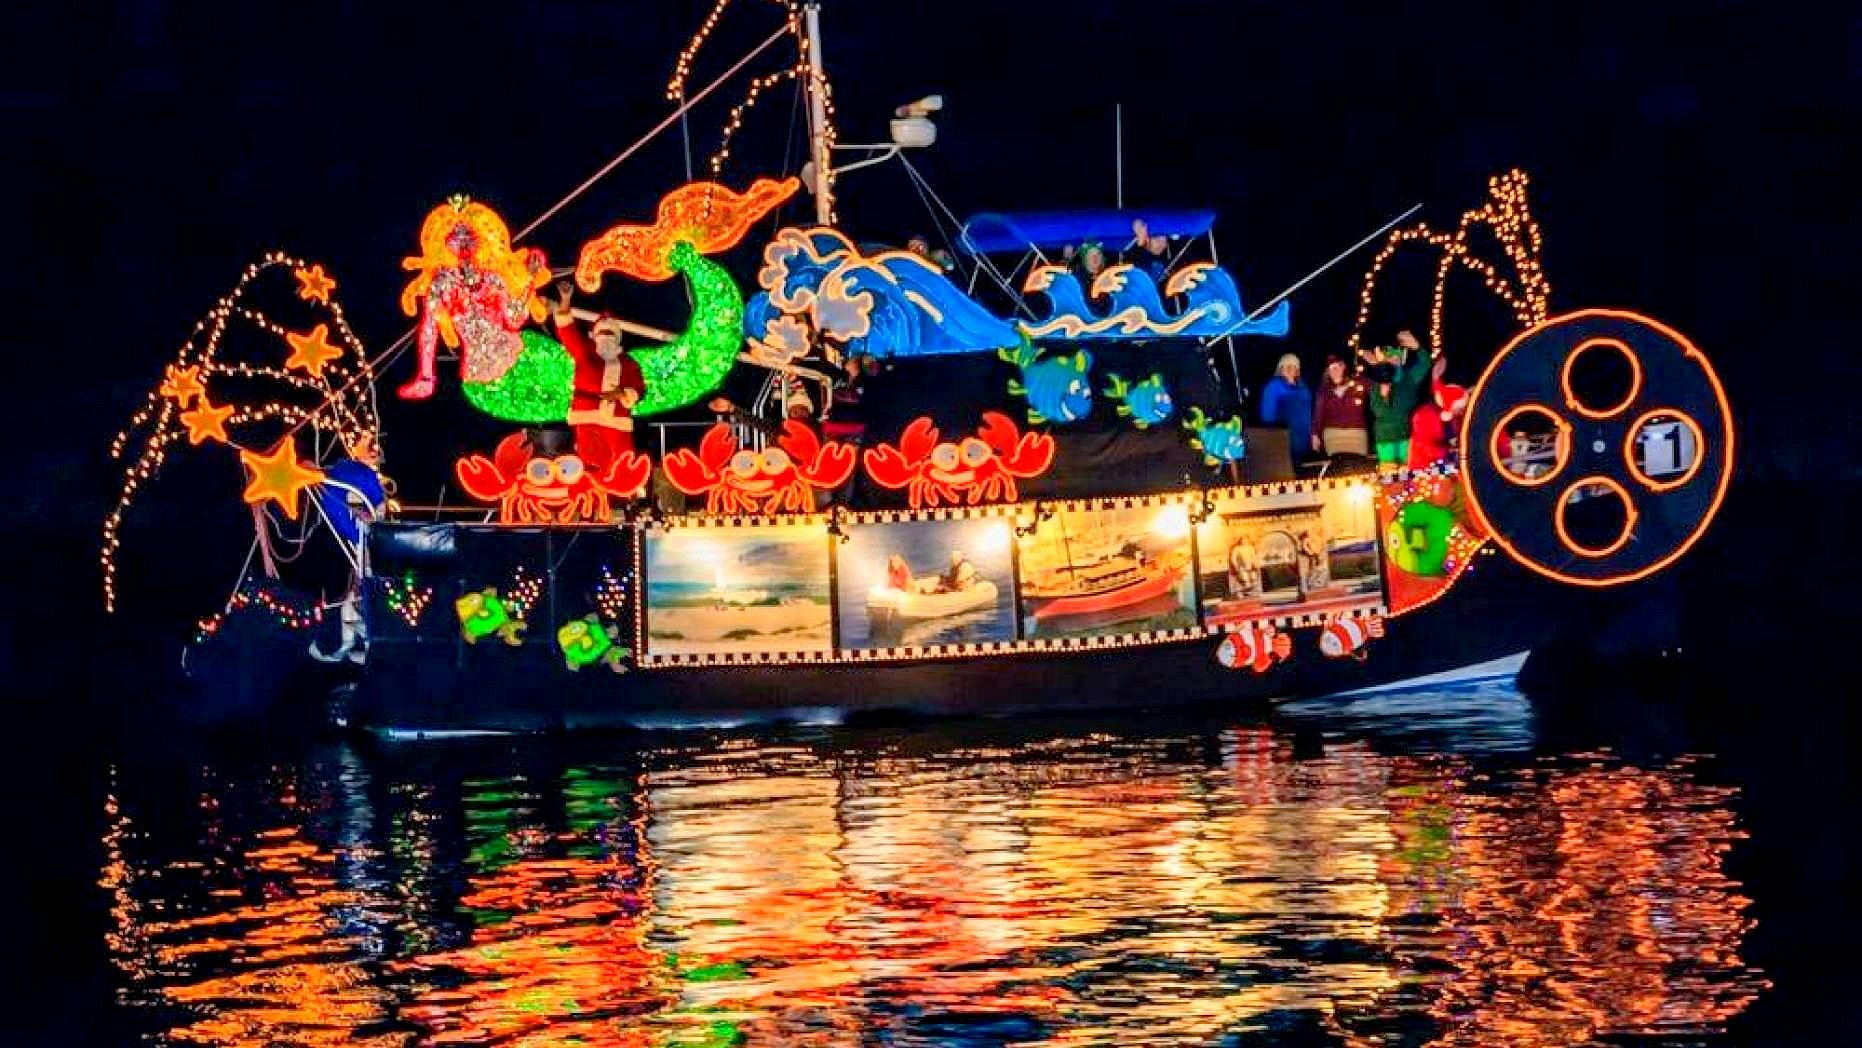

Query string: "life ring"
[[1459, 309, 1733, 586]]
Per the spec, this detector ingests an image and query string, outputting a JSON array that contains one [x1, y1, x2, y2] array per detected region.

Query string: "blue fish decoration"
[[1183, 406, 1248, 466], [1104, 372, 1175, 429], [1001, 336, 1093, 425]]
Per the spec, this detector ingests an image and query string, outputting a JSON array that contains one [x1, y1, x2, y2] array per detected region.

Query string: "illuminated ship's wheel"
[[1460, 309, 1733, 586]]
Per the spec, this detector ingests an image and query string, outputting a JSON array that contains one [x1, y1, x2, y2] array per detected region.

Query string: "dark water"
[[85, 681, 1786, 1046]]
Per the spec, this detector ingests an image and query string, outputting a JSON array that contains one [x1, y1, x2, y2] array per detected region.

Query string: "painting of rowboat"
[[1017, 504, 1197, 640], [644, 525, 832, 656], [837, 517, 1017, 651]]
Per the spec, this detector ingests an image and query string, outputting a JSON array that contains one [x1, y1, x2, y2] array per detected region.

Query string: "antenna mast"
[[803, 3, 834, 224]]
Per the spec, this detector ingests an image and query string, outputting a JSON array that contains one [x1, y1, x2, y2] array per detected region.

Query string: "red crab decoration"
[[863, 411, 1057, 509], [663, 420, 856, 515], [455, 431, 652, 524]]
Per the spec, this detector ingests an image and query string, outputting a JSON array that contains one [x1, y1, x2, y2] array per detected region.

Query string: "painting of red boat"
[[1027, 559, 1187, 621]]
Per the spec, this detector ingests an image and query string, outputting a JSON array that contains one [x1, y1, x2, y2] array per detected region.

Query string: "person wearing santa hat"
[[1407, 353, 1468, 469], [548, 281, 645, 461]]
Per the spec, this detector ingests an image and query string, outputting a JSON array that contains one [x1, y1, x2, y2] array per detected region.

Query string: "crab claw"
[[595, 450, 654, 499], [897, 416, 940, 463], [663, 448, 720, 497], [863, 444, 916, 491], [782, 421, 855, 489], [456, 433, 530, 503]]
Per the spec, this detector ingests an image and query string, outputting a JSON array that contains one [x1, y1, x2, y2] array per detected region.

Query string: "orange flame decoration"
[[455, 432, 652, 524], [574, 177, 799, 288], [663, 420, 855, 515], [863, 412, 1057, 509]]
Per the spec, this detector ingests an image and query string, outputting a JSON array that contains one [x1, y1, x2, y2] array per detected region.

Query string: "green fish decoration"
[[1000, 334, 1094, 426], [1182, 406, 1249, 466], [555, 614, 629, 673], [1104, 372, 1175, 429], [455, 587, 526, 646]]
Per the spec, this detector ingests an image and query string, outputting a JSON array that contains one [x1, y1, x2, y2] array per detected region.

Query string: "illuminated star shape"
[[239, 438, 324, 520], [293, 263, 336, 304], [179, 396, 235, 445], [284, 323, 343, 378], [160, 364, 206, 407]]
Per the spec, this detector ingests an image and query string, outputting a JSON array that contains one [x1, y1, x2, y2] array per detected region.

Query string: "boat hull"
[[349, 553, 1563, 733]]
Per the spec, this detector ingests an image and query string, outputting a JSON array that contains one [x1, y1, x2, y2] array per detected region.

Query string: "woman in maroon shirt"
[[1313, 354, 1371, 457]]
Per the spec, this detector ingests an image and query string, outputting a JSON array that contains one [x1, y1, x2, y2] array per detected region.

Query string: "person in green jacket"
[[1358, 329, 1439, 466]]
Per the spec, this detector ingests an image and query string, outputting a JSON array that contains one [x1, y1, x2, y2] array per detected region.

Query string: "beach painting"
[[643, 524, 832, 656], [1198, 484, 1383, 628], [836, 517, 1017, 651], [1017, 503, 1197, 640]]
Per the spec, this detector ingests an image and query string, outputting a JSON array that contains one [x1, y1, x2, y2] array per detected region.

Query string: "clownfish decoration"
[[1000, 334, 1094, 426], [1318, 613, 1386, 660], [1104, 372, 1176, 429], [1215, 624, 1292, 673]]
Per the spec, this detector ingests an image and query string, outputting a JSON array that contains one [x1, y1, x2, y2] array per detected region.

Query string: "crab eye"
[[931, 444, 960, 470], [730, 450, 760, 477], [525, 458, 554, 484], [760, 447, 791, 473], [960, 438, 991, 466], [554, 455, 584, 482]]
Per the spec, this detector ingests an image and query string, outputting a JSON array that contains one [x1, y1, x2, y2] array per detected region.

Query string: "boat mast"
[[803, 2, 834, 225]]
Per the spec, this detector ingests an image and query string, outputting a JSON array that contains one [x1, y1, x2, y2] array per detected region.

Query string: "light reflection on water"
[[101, 686, 1766, 1045]]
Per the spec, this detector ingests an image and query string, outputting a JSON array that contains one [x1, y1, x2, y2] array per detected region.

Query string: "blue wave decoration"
[[743, 227, 1288, 360]]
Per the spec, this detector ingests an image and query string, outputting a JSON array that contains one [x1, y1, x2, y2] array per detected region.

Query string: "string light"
[[1347, 169, 1551, 356], [192, 585, 324, 645], [594, 563, 630, 622], [506, 566, 543, 623], [102, 254, 382, 612], [664, 2, 838, 201], [379, 571, 434, 629], [666, 0, 740, 101], [710, 65, 799, 174]]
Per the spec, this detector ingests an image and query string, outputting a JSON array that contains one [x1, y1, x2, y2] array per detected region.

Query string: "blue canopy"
[[958, 209, 1217, 255]]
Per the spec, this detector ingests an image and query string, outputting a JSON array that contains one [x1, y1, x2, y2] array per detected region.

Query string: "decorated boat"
[[104, 4, 1734, 732]]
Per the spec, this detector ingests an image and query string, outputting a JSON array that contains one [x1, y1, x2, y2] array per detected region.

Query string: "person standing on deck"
[[1313, 353, 1371, 457], [1360, 330, 1437, 468], [1407, 353, 1468, 469], [1259, 354, 1314, 463], [549, 281, 644, 462]]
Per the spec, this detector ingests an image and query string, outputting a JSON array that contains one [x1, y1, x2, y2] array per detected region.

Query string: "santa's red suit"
[[1408, 383, 1468, 469], [555, 312, 645, 461]]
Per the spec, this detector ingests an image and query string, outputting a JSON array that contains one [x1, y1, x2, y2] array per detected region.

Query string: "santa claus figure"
[[1408, 355, 1468, 470], [548, 282, 645, 461]]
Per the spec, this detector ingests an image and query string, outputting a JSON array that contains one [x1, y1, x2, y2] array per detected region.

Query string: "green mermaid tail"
[[461, 329, 575, 423], [629, 241, 743, 418], [459, 240, 741, 423]]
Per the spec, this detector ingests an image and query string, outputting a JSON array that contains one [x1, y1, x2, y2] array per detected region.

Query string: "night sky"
[[6, 0, 1856, 654], [6, 4, 1862, 1038]]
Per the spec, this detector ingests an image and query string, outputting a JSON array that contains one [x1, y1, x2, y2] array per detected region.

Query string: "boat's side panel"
[[352, 552, 1560, 731]]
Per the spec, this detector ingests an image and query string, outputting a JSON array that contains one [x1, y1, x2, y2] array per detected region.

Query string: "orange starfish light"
[[293, 263, 336, 303], [284, 323, 343, 378], [240, 438, 324, 519], [179, 397, 234, 446], [575, 177, 798, 287], [160, 364, 205, 407]]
